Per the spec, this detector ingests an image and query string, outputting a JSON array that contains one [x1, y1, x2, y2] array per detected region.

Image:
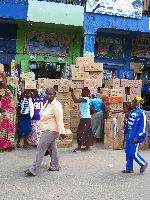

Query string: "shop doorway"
[[29, 61, 66, 80]]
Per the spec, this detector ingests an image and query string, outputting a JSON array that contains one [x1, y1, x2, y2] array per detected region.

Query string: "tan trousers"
[[29, 131, 59, 175]]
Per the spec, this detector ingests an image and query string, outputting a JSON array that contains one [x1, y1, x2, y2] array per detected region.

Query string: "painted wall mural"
[[95, 36, 124, 60], [24, 31, 70, 56], [86, 0, 143, 18], [132, 36, 150, 58]]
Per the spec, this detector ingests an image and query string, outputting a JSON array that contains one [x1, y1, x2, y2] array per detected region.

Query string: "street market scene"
[[0, 0, 150, 199]]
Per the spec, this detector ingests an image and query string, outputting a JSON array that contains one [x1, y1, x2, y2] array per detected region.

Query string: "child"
[[17, 90, 34, 149], [122, 96, 148, 174]]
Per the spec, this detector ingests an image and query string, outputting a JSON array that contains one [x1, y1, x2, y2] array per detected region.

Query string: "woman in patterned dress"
[[0, 73, 15, 152]]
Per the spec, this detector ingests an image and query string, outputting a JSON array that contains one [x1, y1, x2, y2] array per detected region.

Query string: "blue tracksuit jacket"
[[124, 109, 147, 143]]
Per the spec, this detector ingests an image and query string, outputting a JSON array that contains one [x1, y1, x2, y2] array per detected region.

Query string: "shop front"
[[15, 21, 83, 79], [131, 35, 150, 82], [84, 0, 150, 80]]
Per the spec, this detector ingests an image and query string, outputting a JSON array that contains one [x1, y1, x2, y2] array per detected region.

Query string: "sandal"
[[16, 143, 21, 148], [72, 148, 81, 153], [122, 170, 134, 173]]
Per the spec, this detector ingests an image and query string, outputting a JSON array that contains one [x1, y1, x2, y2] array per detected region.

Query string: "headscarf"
[[132, 96, 144, 109], [82, 88, 90, 97], [92, 93, 97, 98]]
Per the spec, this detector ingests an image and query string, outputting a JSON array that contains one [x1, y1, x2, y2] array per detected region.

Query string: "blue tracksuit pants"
[[125, 140, 146, 170]]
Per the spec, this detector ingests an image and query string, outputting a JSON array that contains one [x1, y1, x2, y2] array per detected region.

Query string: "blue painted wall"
[[0, 23, 17, 64], [84, 13, 150, 34], [0, 0, 27, 19]]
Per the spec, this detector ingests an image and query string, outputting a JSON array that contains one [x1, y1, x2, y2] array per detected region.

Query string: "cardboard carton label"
[[84, 63, 103, 72], [76, 57, 94, 65]]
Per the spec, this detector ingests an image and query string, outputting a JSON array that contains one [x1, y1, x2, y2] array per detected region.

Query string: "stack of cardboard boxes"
[[103, 79, 142, 150], [103, 79, 142, 116], [70, 57, 103, 138]]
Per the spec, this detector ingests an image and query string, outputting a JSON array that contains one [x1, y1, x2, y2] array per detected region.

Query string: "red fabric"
[[0, 90, 14, 151]]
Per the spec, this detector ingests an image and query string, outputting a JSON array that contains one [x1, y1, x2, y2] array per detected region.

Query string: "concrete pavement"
[[0, 143, 150, 200]]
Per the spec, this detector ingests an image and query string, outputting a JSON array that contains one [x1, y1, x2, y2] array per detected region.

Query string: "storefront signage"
[[95, 36, 124, 60], [132, 36, 150, 58], [25, 31, 70, 56], [86, 0, 142, 19]]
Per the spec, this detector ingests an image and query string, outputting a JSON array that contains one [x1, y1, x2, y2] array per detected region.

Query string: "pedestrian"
[[24, 87, 66, 177], [17, 88, 34, 149], [30, 90, 46, 146], [70, 87, 93, 152], [122, 96, 148, 174], [90, 92, 104, 142], [0, 73, 15, 152]]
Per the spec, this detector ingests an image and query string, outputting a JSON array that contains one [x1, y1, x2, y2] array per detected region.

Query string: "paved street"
[[0, 143, 150, 200]]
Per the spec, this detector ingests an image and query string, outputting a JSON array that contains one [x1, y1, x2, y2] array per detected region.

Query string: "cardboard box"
[[100, 88, 109, 96], [89, 72, 103, 80], [21, 72, 35, 81], [64, 119, 70, 126], [71, 127, 78, 133], [58, 80, 70, 93], [76, 57, 94, 65], [134, 80, 142, 88], [104, 119, 114, 149], [107, 112, 120, 119], [70, 103, 80, 110], [56, 92, 71, 100], [145, 111, 150, 121], [107, 103, 123, 112], [120, 79, 129, 87], [56, 140, 72, 148], [47, 79, 60, 87], [130, 87, 141, 96], [84, 79, 102, 88], [108, 97, 123, 104], [90, 88, 98, 95], [128, 80, 136, 88], [71, 81, 84, 89], [104, 114, 125, 150], [105, 79, 120, 89], [25, 80, 36, 90], [71, 64, 85, 73], [58, 85, 69, 93], [7, 76, 18, 86], [109, 88, 123, 97], [72, 72, 90, 81], [84, 63, 103, 72], [38, 78, 47, 85]]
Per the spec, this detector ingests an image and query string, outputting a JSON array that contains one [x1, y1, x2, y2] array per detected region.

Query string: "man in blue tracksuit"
[[122, 96, 148, 174]]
